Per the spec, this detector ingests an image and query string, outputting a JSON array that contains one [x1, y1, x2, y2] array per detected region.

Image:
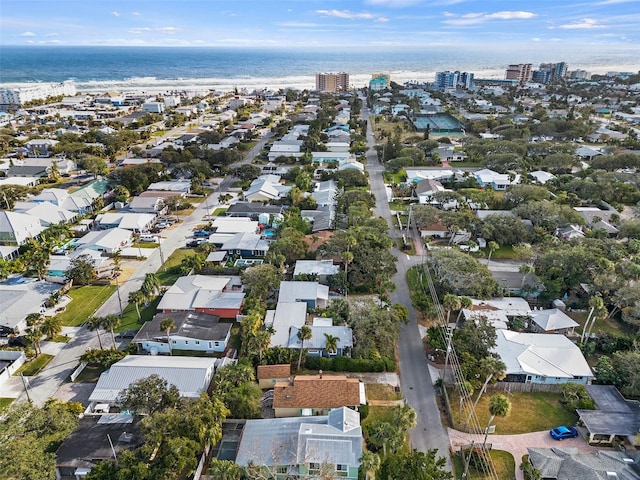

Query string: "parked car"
[[550, 426, 579, 440], [116, 329, 138, 339], [156, 222, 170, 229], [149, 227, 162, 234], [187, 239, 206, 248], [193, 229, 211, 237]]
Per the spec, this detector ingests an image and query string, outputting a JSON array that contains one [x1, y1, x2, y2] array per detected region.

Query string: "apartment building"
[[316, 72, 349, 92]]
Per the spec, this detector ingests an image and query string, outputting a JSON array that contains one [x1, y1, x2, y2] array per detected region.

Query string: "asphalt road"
[[362, 102, 452, 466], [17, 124, 274, 406]]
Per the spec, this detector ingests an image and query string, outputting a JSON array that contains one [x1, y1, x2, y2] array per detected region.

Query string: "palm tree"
[[442, 293, 461, 324], [359, 451, 381, 480], [465, 356, 506, 427], [486, 241, 500, 265], [519, 263, 535, 290], [128, 290, 146, 321], [323, 333, 340, 356], [372, 422, 395, 458], [41, 316, 62, 340], [582, 295, 606, 345], [24, 327, 43, 357], [86, 316, 105, 350], [483, 394, 511, 449], [457, 296, 473, 322], [101, 314, 120, 348], [296, 325, 312, 370], [159, 317, 176, 355]]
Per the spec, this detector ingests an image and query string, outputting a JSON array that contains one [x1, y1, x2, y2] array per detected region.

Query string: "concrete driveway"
[[448, 427, 602, 480]]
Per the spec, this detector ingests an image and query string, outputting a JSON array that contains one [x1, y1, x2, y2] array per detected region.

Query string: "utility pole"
[[20, 373, 31, 403], [114, 275, 123, 316]]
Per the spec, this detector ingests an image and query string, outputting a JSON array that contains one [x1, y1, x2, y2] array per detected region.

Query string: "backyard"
[[156, 248, 195, 286], [452, 449, 516, 480]]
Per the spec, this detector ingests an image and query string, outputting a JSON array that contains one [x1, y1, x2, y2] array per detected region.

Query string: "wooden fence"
[[488, 382, 563, 393]]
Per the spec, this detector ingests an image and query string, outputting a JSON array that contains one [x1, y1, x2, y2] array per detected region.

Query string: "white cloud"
[[129, 26, 179, 35], [277, 22, 320, 27], [556, 18, 605, 29], [316, 9, 387, 22], [111, 11, 120, 17], [129, 27, 152, 34], [443, 10, 536, 25], [19, 31, 36, 37], [131, 12, 141, 16], [531, 37, 541, 41]]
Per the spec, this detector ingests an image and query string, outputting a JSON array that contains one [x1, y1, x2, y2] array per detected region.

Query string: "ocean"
[[1, 45, 639, 93]]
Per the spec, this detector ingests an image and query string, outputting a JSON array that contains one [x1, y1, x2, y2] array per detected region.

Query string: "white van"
[[139, 234, 159, 243]]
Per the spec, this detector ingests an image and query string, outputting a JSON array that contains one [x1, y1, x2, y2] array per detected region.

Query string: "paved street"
[[362, 102, 452, 466]]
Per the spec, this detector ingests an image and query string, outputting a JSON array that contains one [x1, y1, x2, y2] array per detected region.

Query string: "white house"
[[87, 356, 216, 411], [493, 329, 593, 384], [473, 169, 520, 191], [278, 281, 329, 309], [293, 260, 340, 282], [75, 228, 132, 254], [528, 308, 579, 334], [95, 212, 156, 232], [0, 210, 46, 246]]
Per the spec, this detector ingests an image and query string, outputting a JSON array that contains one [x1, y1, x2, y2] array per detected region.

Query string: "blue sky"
[[1, 0, 639, 47]]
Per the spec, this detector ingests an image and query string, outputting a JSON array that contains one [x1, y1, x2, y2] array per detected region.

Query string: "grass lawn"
[[57, 285, 116, 326], [483, 245, 518, 260], [395, 238, 416, 256], [73, 364, 105, 383], [14, 354, 54, 377], [212, 207, 228, 216], [453, 449, 516, 480], [567, 310, 632, 336], [156, 248, 195, 286], [116, 295, 161, 332], [50, 335, 71, 343], [133, 241, 159, 249], [449, 390, 577, 434], [0, 398, 14, 411], [365, 383, 402, 401]]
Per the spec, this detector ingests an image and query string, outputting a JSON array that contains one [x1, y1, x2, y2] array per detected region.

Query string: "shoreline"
[[2, 63, 638, 95]]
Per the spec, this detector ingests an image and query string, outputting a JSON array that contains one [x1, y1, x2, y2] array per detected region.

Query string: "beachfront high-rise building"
[[0, 81, 76, 107], [316, 72, 349, 93], [569, 69, 591, 80], [369, 73, 390, 91], [505, 64, 532, 83], [434, 71, 474, 90]]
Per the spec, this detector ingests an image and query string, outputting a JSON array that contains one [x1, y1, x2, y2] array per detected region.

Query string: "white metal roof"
[[269, 302, 307, 348], [493, 329, 593, 379], [529, 309, 579, 331], [88, 356, 216, 403]]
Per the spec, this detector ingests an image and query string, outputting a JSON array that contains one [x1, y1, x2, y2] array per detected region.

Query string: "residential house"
[[273, 375, 365, 418], [55, 414, 143, 480], [577, 385, 640, 445], [527, 447, 640, 480], [493, 329, 593, 384], [132, 311, 232, 355], [7, 164, 49, 178], [302, 205, 335, 233], [575, 145, 603, 160], [220, 232, 270, 257], [17, 156, 76, 176], [156, 274, 245, 318], [244, 175, 291, 202], [574, 207, 619, 236], [257, 364, 291, 389], [0, 210, 45, 245], [286, 322, 353, 357], [14, 201, 77, 226], [0, 277, 62, 333], [118, 157, 162, 168], [95, 212, 155, 232], [87, 356, 216, 412], [325, 142, 350, 153], [311, 152, 352, 165], [529, 170, 556, 184], [47, 248, 108, 280], [311, 180, 338, 207], [128, 196, 167, 215], [528, 308, 579, 334], [278, 281, 329, 309], [23, 138, 58, 157], [473, 168, 520, 190], [69, 179, 109, 206], [74, 228, 132, 254], [293, 260, 339, 283], [211, 217, 260, 234], [415, 179, 448, 205], [266, 302, 308, 348], [147, 179, 191, 193], [224, 202, 284, 218], [33, 188, 93, 214], [235, 407, 363, 479], [556, 224, 586, 241], [205, 250, 228, 266]]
